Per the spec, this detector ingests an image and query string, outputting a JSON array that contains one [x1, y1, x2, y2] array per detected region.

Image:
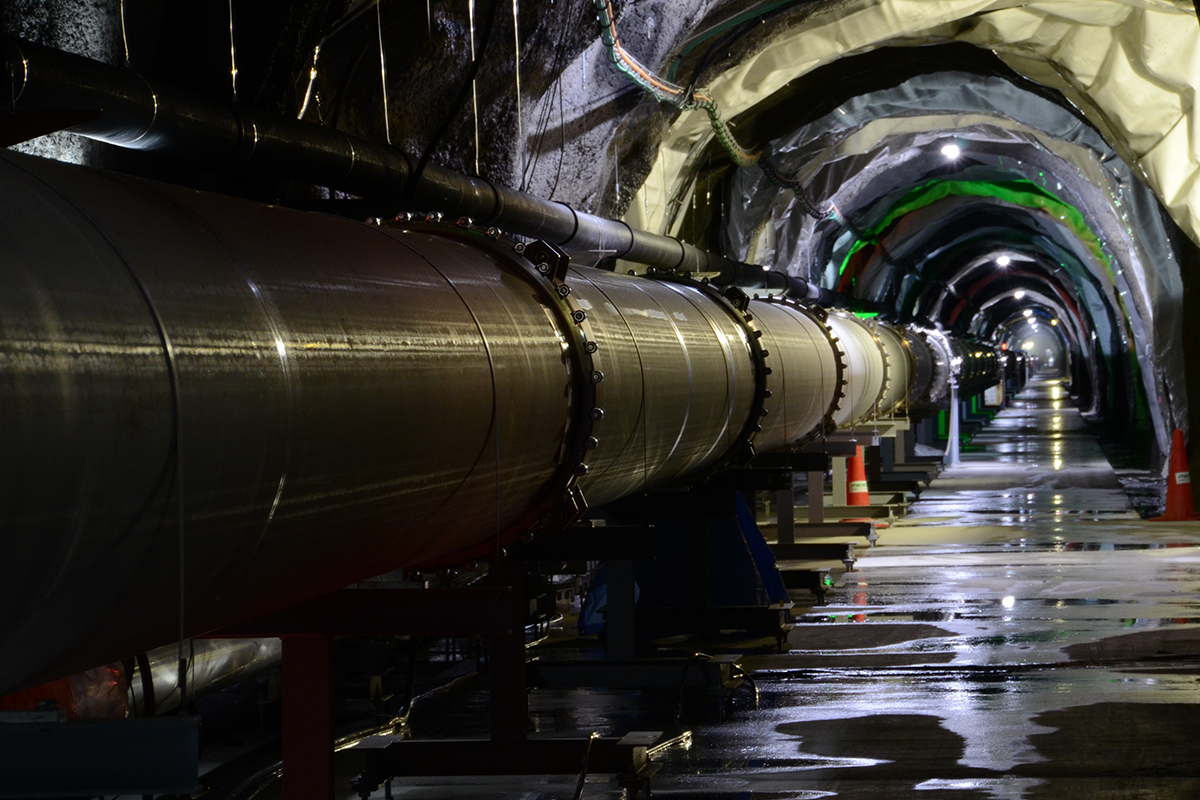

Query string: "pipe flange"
[[642, 271, 770, 469], [389, 221, 599, 532], [757, 294, 847, 443]]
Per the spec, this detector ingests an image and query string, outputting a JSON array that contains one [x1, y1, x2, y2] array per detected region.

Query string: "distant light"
[[996, 255, 1010, 267], [1023, 342, 1034, 350], [941, 143, 961, 159], [1014, 290, 1025, 299], [1002, 595, 1016, 609], [1023, 309, 1033, 317], [1050, 319, 1058, 326]]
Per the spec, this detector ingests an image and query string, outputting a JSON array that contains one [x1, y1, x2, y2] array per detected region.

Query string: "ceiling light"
[[1050, 319, 1058, 326], [1023, 309, 1033, 317], [996, 255, 1010, 267], [941, 143, 960, 159], [1014, 290, 1025, 299]]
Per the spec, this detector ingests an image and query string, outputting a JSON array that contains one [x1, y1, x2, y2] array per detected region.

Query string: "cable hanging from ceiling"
[[593, 0, 869, 236], [594, 0, 758, 168]]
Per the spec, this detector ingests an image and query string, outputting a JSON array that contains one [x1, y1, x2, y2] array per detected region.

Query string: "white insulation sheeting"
[[628, 0, 1200, 250]]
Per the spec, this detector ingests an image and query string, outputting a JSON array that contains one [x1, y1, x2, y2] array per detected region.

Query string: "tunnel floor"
[[323, 377, 1200, 800]]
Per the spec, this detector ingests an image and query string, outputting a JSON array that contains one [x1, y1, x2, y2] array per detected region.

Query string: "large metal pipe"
[[824, 311, 888, 427], [1, 149, 851, 694], [871, 321, 914, 415], [1, 35, 791, 289], [0, 140, 999, 696]]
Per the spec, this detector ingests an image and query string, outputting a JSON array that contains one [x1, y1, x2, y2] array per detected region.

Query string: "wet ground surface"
[[343, 377, 1200, 799]]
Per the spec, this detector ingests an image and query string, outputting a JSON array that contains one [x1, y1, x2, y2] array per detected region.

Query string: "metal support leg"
[[490, 559, 528, 744], [806, 471, 825, 524], [831, 457, 848, 507], [606, 561, 636, 662], [282, 636, 333, 800], [946, 381, 961, 467], [685, 520, 708, 609], [775, 487, 795, 545]]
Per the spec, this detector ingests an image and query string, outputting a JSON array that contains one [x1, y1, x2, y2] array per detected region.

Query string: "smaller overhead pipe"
[[1, 36, 803, 292]]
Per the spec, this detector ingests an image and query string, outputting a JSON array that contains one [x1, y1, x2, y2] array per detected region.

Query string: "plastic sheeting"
[[632, 0, 1200, 247]]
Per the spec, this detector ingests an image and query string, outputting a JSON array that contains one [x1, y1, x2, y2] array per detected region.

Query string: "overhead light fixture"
[[1023, 309, 1033, 317], [941, 143, 960, 159], [1014, 290, 1025, 299], [1050, 319, 1058, 326], [996, 255, 1010, 267]]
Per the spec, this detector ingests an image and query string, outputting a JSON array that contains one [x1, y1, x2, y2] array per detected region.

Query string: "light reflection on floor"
[[359, 377, 1200, 799]]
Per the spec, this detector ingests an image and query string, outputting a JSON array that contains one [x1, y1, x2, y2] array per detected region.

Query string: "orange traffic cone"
[[847, 446, 870, 506], [1152, 429, 1200, 521]]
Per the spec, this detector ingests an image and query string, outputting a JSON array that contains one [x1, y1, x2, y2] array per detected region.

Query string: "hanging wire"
[[297, 44, 321, 120], [512, 0, 523, 150], [593, 0, 758, 167], [519, 0, 579, 192], [613, 138, 620, 204], [468, 0, 481, 176], [376, 0, 392, 144], [118, 0, 130, 68], [228, 0, 238, 102], [427, 0, 433, 36]]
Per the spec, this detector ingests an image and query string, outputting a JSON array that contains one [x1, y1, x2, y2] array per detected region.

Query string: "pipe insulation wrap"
[[903, 329, 937, 412]]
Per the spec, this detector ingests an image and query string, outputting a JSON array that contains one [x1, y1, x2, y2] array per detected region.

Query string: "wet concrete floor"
[[349, 377, 1200, 799]]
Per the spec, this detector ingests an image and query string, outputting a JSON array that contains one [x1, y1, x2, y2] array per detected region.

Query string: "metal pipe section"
[[870, 322, 914, 415], [0, 150, 796, 694], [824, 311, 888, 427], [0, 149, 996, 695], [127, 639, 282, 716], [752, 299, 844, 446], [1, 35, 773, 286]]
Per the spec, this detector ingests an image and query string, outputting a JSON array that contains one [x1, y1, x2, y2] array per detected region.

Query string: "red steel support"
[[281, 636, 334, 800]]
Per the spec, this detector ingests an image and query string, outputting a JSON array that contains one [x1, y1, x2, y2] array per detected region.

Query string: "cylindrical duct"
[[870, 322, 913, 416], [903, 329, 936, 409], [824, 311, 887, 428], [751, 300, 844, 447], [128, 639, 282, 716], [0, 151, 774, 694], [917, 328, 955, 410]]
